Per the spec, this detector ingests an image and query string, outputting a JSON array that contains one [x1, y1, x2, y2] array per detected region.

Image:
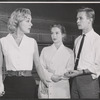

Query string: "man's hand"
[[64, 72, 71, 78], [64, 70, 83, 78], [51, 74, 62, 82]]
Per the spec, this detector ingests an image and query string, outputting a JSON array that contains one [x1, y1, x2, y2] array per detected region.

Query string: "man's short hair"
[[77, 7, 95, 23]]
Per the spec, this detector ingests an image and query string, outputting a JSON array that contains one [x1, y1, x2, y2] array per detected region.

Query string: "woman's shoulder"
[[42, 45, 52, 53], [65, 46, 73, 55], [0, 34, 9, 42], [43, 45, 52, 50], [0, 37, 5, 41], [26, 35, 37, 43]]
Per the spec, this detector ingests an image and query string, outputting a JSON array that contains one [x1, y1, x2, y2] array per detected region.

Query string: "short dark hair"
[[77, 7, 95, 23], [50, 24, 67, 42], [50, 24, 66, 35]]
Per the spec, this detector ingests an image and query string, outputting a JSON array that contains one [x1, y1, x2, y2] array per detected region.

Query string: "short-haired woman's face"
[[18, 14, 32, 34], [51, 27, 63, 43]]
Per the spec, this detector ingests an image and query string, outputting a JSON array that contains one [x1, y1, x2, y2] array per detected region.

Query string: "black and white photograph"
[[0, 1, 100, 99]]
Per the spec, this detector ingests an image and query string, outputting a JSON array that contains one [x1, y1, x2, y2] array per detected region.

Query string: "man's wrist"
[[82, 69, 86, 74], [79, 70, 84, 75]]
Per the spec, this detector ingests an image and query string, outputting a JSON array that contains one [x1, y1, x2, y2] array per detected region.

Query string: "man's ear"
[[88, 18, 93, 24]]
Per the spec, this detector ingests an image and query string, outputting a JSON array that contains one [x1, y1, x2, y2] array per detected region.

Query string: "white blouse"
[[40, 44, 74, 81], [0, 33, 36, 71], [38, 44, 74, 98]]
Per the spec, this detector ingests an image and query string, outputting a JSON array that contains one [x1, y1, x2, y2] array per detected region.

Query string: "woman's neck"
[[12, 30, 24, 39], [12, 31, 24, 46], [54, 42, 63, 49]]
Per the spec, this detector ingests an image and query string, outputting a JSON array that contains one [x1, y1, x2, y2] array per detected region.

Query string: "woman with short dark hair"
[[38, 24, 74, 98]]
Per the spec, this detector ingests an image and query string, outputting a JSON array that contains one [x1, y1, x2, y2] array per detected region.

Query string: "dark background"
[[0, 3, 100, 47], [0, 3, 100, 34]]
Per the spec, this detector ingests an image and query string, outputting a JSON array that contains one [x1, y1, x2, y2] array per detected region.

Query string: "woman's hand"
[[46, 67, 55, 74], [42, 80, 49, 88], [0, 91, 5, 97], [51, 74, 62, 82], [41, 82, 48, 94], [0, 83, 5, 97]]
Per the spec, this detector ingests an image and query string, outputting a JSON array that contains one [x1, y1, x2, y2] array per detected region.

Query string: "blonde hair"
[[8, 8, 31, 34]]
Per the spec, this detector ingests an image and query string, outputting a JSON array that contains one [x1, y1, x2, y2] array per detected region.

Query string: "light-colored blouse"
[[38, 44, 74, 98], [0, 33, 36, 71]]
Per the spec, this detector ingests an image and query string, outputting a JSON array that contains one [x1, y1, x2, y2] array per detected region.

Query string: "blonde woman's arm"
[[33, 40, 48, 87], [0, 41, 4, 97]]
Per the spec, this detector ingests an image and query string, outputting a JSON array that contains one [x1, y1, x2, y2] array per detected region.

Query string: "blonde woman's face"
[[18, 14, 33, 33], [51, 27, 63, 43]]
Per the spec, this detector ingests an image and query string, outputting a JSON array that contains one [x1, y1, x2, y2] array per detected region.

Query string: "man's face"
[[77, 11, 90, 30]]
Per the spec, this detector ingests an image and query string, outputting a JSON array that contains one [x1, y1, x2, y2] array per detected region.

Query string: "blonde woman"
[[0, 8, 48, 98]]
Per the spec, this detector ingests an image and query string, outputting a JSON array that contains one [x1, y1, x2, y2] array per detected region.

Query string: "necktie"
[[74, 34, 85, 70]]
